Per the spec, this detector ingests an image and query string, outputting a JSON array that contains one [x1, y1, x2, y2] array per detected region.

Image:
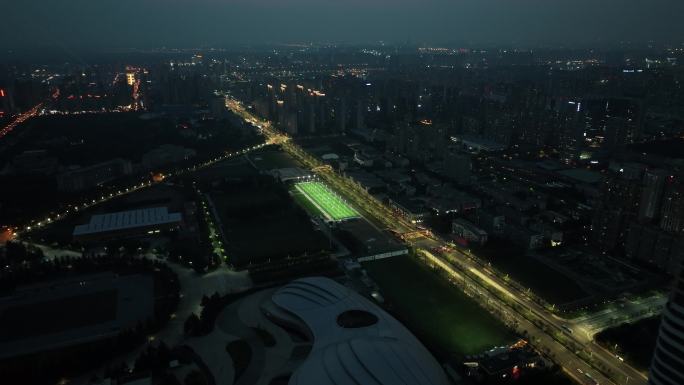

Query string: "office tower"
[[354, 100, 365, 130], [0, 86, 13, 118], [660, 179, 684, 233], [639, 169, 668, 222], [335, 98, 346, 133], [649, 261, 684, 385]]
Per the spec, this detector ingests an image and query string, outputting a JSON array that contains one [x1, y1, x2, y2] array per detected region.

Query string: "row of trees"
[[248, 253, 341, 284], [0, 241, 44, 266], [183, 284, 281, 338]]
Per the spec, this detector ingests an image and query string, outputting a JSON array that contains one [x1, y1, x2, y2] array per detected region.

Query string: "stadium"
[[293, 180, 359, 222]]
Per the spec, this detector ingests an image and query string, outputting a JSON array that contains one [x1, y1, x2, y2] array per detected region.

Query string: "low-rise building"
[[12, 150, 59, 175], [57, 159, 133, 192], [389, 196, 429, 224], [506, 224, 544, 250], [269, 167, 312, 182], [426, 189, 481, 215], [336, 220, 408, 262], [478, 209, 506, 235], [452, 218, 488, 245], [142, 144, 196, 170], [73, 207, 182, 243], [345, 170, 386, 193]]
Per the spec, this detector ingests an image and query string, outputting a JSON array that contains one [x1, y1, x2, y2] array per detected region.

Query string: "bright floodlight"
[[295, 181, 359, 222]]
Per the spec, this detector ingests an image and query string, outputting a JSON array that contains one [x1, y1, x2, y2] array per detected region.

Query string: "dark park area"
[[595, 316, 661, 371], [0, 290, 118, 342], [210, 175, 330, 268]]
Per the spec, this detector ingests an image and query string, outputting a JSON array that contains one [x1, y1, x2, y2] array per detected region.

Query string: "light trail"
[[0, 103, 43, 139], [468, 266, 516, 300]]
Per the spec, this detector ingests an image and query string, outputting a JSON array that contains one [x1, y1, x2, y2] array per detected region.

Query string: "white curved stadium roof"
[[270, 277, 449, 385]]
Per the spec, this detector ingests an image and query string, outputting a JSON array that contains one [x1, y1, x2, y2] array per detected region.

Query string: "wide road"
[[0, 103, 43, 139], [416, 238, 650, 385], [226, 96, 649, 385]]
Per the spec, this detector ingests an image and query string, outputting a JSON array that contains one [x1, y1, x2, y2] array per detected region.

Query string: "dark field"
[[6, 112, 256, 165], [250, 150, 301, 170], [211, 176, 330, 268], [363, 255, 515, 358], [474, 242, 589, 305], [595, 316, 661, 371], [0, 290, 118, 342]]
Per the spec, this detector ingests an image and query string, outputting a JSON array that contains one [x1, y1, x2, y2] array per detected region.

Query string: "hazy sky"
[[4, 0, 684, 49]]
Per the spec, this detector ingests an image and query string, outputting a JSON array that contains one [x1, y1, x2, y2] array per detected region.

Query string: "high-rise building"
[[591, 208, 627, 251], [639, 169, 668, 222], [649, 261, 684, 385], [624, 222, 682, 270], [126, 72, 136, 86], [0, 86, 13, 118], [660, 178, 684, 234], [335, 98, 347, 133], [353, 100, 365, 130]]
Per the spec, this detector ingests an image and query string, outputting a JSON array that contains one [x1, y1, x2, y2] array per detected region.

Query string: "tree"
[[3, 241, 43, 264], [159, 373, 182, 385], [184, 313, 201, 336], [184, 370, 207, 385]]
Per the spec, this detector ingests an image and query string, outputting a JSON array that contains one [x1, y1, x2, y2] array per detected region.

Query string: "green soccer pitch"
[[294, 181, 359, 221]]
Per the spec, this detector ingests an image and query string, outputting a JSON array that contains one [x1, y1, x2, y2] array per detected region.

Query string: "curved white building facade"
[[264, 277, 449, 385], [650, 268, 684, 385]]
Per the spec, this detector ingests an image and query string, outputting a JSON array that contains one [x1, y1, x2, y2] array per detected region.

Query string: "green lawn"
[[363, 255, 515, 358], [291, 189, 326, 218], [294, 181, 358, 221], [473, 241, 589, 306]]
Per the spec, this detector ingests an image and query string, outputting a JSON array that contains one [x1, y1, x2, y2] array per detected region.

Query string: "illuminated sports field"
[[294, 181, 359, 221]]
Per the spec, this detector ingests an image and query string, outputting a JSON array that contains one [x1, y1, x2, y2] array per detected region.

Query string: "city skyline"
[[3, 0, 684, 50], [1, 3, 683, 385]]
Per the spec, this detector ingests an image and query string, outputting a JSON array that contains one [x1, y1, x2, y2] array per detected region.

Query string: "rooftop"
[[268, 277, 448, 385], [556, 168, 604, 184], [269, 167, 312, 181], [453, 218, 488, 236], [73, 207, 182, 236]]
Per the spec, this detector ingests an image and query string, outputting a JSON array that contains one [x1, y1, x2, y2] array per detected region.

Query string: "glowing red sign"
[[512, 365, 520, 380]]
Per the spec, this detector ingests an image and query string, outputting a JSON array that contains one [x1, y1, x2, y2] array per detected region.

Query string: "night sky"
[[4, 0, 684, 49]]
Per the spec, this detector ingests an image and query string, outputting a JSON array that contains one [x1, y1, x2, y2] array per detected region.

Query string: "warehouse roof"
[[73, 207, 181, 236]]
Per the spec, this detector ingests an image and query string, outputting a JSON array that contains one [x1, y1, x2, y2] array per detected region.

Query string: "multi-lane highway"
[[226, 96, 650, 385], [0, 103, 43, 140]]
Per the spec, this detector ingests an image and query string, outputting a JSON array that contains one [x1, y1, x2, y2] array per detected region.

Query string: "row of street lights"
[[16, 141, 269, 238]]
